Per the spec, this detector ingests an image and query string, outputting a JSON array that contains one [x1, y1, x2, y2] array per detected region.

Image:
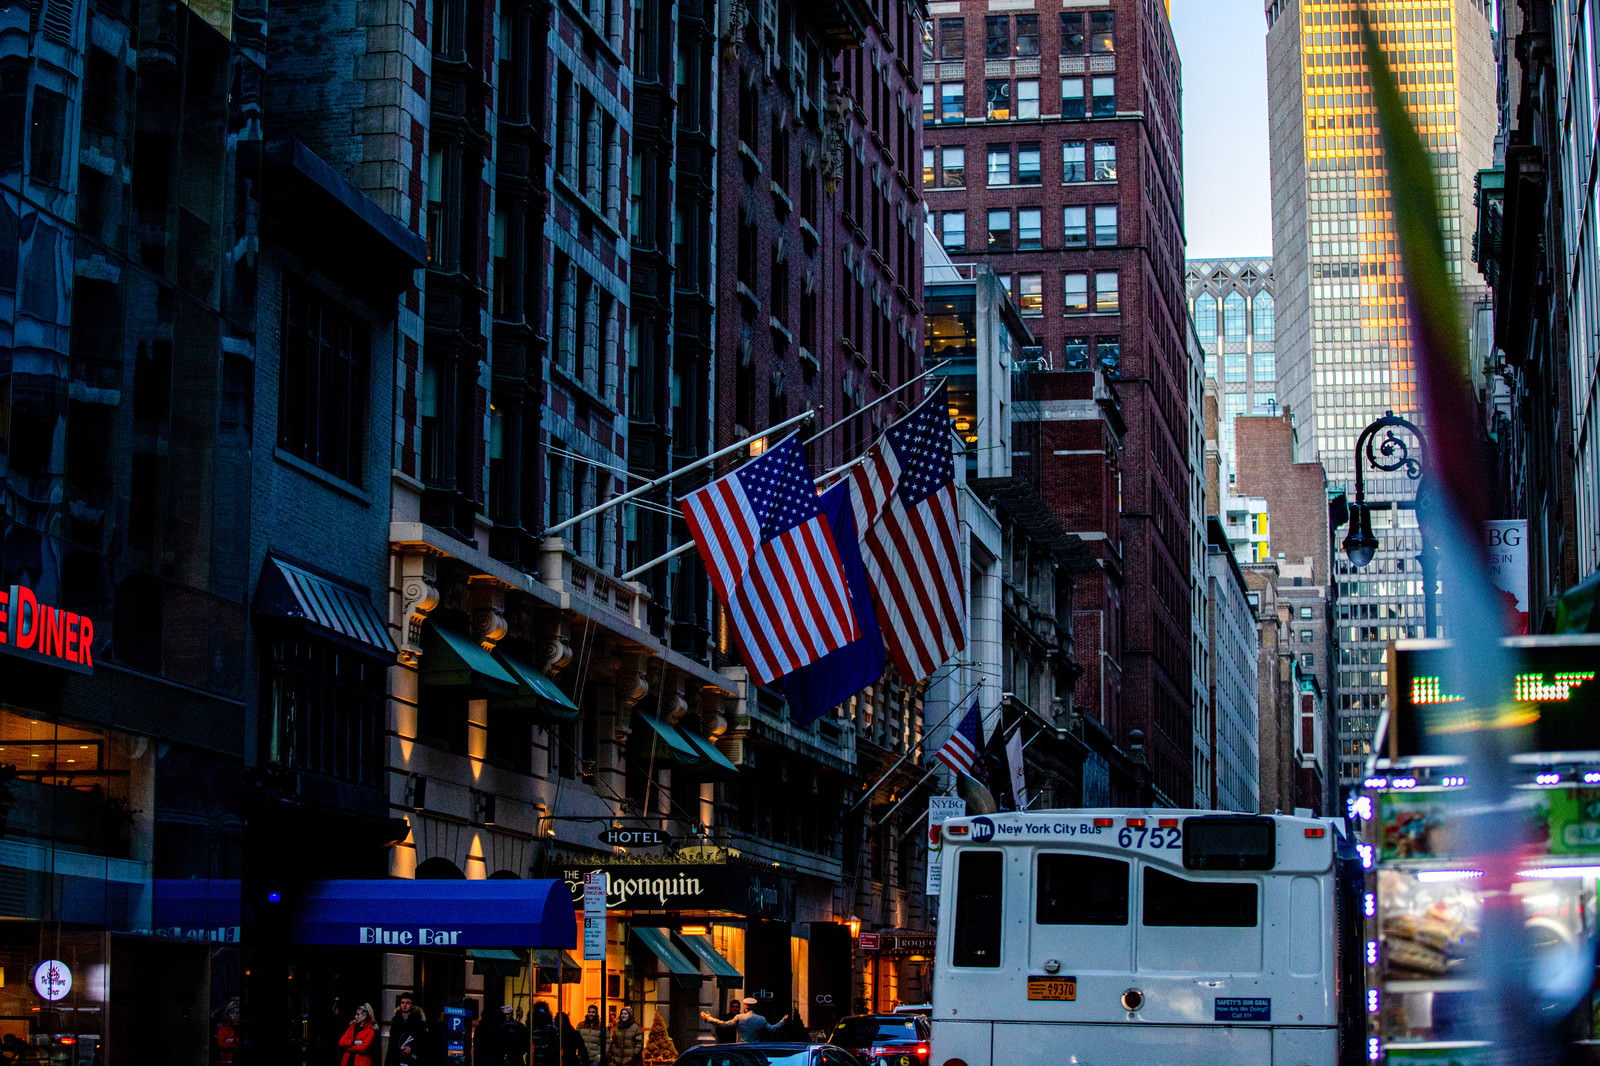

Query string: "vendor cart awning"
[[292, 878, 576, 947], [679, 933, 742, 987], [631, 926, 700, 977]]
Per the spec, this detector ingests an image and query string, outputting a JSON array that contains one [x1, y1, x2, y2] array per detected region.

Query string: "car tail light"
[[916, 1047, 929, 1058]]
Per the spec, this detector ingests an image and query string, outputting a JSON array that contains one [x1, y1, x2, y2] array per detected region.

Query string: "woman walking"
[[340, 1004, 380, 1066]]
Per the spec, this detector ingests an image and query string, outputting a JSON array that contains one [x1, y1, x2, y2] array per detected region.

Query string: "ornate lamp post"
[[1340, 411, 1435, 636]]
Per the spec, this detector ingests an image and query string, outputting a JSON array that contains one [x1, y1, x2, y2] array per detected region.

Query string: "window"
[[1143, 869, 1258, 927], [1014, 14, 1039, 56], [1299, 630, 1314, 644], [1017, 144, 1040, 184], [987, 209, 1012, 251], [1224, 393, 1246, 419], [266, 636, 387, 787], [985, 15, 1010, 58], [1194, 293, 1218, 343], [922, 83, 934, 121], [1061, 78, 1085, 118], [1062, 335, 1090, 370], [1093, 139, 1116, 179], [1064, 273, 1088, 314], [953, 851, 1004, 966], [1091, 75, 1116, 116], [941, 146, 965, 186], [1205, 352, 1217, 379], [1223, 291, 1248, 340], [1063, 140, 1086, 182], [1094, 204, 1117, 245], [922, 18, 935, 61], [1037, 854, 1129, 925], [1095, 271, 1119, 313], [1254, 349, 1276, 381], [987, 145, 1011, 186], [1253, 291, 1276, 342], [1063, 206, 1087, 247], [923, 147, 935, 187], [280, 276, 370, 483], [985, 79, 1012, 120], [1018, 273, 1043, 315], [1225, 352, 1247, 382], [941, 82, 965, 121], [1299, 606, 1314, 620], [1090, 10, 1114, 52], [939, 17, 964, 59], [1061, 12, 1085, 55], [1096, 334, 1121, 375], [1017, 208, 1041, 250], [941, 211, 966, 250], [1016, 80, 1039, 119], [1303, 653, 1316, 668]]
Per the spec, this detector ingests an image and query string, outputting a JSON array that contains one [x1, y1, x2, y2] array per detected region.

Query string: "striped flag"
[[850, 382, 967, 682], [680, 436, 860, 686], [934, 703, 983, 778]]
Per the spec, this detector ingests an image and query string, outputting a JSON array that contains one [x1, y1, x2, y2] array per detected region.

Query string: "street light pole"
[[1340, 410, 1435, 637]]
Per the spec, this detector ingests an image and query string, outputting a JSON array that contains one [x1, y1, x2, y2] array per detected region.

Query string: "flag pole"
[[801, 360, 950, 446], [846, 681, 983, 815], [542, 409, 816, 539]]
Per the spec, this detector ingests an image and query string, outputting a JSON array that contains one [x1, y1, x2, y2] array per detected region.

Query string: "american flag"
[[680, 436, 860, 685], [850, 382, 966, 682], [934, 703, 983, 778]]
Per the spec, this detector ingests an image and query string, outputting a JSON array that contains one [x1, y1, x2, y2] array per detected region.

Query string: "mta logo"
[[970, 817, 995, 842]]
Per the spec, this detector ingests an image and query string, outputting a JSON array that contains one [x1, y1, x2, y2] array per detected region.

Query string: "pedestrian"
[[340, 1004, 379, 1066], [478, 1005, 529, 1066], [577, 1005, 605, 1063], [529, 1003, 560, 1066], [386, 992, 430, 1066], [604, 1007, 643, 1066], [557, 1010, 591, 1066], [216, 998, 242, 1066], [711, 1000, 740, 1044], [699, 999, 790, 1043]]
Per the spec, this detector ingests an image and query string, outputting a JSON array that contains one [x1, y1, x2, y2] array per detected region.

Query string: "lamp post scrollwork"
[[1339, 410, 1436, 636]]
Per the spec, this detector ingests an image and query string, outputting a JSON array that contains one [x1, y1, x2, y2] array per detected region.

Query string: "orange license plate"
[[1027, 976, 1076, 1001]]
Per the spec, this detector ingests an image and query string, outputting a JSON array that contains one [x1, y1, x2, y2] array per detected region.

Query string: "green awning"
[[633, 712, 702, 765], [679, 933, 743, 987], [631, 926, 701, 977], [532, 948, 584, 983], [494, 651, 581, 722], [421, 624, 519, 696], [470, 947, 525, 978], [678, 728, 740, 775]]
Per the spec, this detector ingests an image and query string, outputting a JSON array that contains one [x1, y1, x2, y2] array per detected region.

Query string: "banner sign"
[[926, 796, 965, 896], [583, 872, 606, 961], [1485, 520, 1530, 635], [562, 863, 795, 920]]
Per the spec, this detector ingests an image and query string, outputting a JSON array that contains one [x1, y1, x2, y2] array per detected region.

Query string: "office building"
[[1186, 258, 1277, 485]]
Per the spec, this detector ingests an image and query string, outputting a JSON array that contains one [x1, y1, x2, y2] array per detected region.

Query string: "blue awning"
[[255, 556, 397, 659], [292, 879, 576, 947], [631, 926, 701, 976]]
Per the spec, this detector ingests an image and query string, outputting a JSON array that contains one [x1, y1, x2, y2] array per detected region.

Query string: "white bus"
[[929, 809, 1365, 1066]]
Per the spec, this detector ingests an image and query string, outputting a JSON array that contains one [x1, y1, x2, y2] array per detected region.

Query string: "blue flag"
[[778, 481, 886, 724]]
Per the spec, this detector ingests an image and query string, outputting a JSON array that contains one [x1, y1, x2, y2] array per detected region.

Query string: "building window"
[[1017, 80, 1039, 119], [941, 211, 966, 250], [1062, 335, 1090, 370], [1063, 140, 1086, 182], [1063, 206, 1087, 248], [1061, 77, 1085, 119], [1064, 273, 1088, 315], [1018, 208, 1042, 250], [987, 209, 1012, 251], [987, 145, 1011, 186], [923, 147, 935, 187], [265, 637, 387, 788], [1223, 291, 1248, 340], [1253, 290, 1276, 342], [1096, 334, 1121, 376], [1091, 75, 1116, 116], [1095, 271, 1119, 313], [280, 276, 369, 484], [1090, 10, 1114, 52], [1194, 292, 1218, 343], [939, 17, 965, 59], [941, 146, 965, 186], [922, 82, 934, 121], [941, 82, 965, 121], [1018, 273, 1043, 315], [986, 79, 1012, 120], [1093, 139, 1116, 179], [1205, 352, 1217, 379], [1303, 653, 1316, 668], [1061, 12, 1085, 54], [1255, 349, 1276, 381], [1017, 143, 1041, 184], [1299, 606, 1314, 619], [1094, 204, 1117, 246], [1223, 393, 1246, 420], [985, 15, 1010, 57], [1225, 352, 1247, 382], [922, 17, 935, 61], [1015, 14, 1039, 56]]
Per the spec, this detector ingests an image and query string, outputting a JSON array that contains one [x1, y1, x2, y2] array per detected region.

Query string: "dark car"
[[671, 1044, 865, 1066], [825, 1015, 930, 1066]]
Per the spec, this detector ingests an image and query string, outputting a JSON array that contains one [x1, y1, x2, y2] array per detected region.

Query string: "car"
[[824, 1014, 931, 1066], [671, 1044, 867, 1066], [888, 1005, 930, 1017]]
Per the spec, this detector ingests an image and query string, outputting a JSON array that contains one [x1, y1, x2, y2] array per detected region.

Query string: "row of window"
[[924, 75, 1115, 123], [943, 266, 1120, 317], [924, 140, 1116, 188], [935, 206, 1117, 254], [924, 11, 1116, 62], [1193, 290, 1275, 345], [1203, 349, 1277, 382]]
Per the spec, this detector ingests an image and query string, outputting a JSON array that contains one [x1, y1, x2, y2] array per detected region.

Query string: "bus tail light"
[[1093, 818, 1113, 827], [1305, 827, 1326, 837], [1125, 818, 1146, 827]]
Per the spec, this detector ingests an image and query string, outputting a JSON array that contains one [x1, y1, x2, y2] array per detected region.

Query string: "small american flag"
[[850, 382, 967, 682], [680, 436, 860, 685], [934, 703, 983, 778]]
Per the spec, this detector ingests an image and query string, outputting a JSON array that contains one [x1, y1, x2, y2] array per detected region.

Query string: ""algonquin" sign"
[[0, 584, 96, 675]]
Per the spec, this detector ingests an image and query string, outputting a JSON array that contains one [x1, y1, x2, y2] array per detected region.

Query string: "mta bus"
[[929, 809, 1365, 1066]]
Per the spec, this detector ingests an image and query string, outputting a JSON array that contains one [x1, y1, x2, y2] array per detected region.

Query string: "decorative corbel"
[[612, 652, 652, 742], [721, 0, 747, 63], [468, 576, 508, 652], [398, 551, 439, 666], [661, 669, 689, 725], [699, 687, 728, 739], [537, 616, 574, 676]]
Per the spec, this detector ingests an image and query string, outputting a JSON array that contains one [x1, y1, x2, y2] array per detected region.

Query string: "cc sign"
[[600, 828, 670, 847]]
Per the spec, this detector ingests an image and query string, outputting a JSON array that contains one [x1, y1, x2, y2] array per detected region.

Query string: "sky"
[[1171, 0, 1274, 261]]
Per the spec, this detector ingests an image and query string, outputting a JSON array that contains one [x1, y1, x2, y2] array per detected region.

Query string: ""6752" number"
[[1118, 825, 1182, 849]]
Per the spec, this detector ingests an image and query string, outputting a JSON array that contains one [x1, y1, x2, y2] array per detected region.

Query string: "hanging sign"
[[583, 871, 606, 961], [33, 960, 72, 1001], [599, 828, 669, 847], [926, 795, 965, 896]]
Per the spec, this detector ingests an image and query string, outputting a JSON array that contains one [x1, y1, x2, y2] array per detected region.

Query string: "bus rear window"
[[953, 850, 1003, 966], [1183, 816, 1276, 870], [1036, 853, 1129, 925], [1142, 868, 1258, 927]]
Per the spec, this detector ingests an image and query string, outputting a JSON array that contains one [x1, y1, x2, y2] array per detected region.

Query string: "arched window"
[[1253, 291, 1275, 343], [1223, 292, 1247, 341], [1194, 293, 1217, 344]]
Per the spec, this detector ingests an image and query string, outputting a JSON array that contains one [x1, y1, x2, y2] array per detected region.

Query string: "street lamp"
[[1339, 410, 1434, 635]]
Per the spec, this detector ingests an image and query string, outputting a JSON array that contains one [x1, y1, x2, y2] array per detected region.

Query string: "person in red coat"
[[340, 1003, 380, 1066], [216, 999, 242, 1066]]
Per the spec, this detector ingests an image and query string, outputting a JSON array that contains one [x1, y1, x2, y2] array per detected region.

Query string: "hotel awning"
[[633, 713, 703, 765], [678, 729, 740, 776], [631, 926, 700, 977], [421, 624, 519, 697], [679, 933, 743, 987], [532, 947, 584, 983], [292, 879, 576, 947], [495, 651, 580, 723], [255, 557, 397, 660]]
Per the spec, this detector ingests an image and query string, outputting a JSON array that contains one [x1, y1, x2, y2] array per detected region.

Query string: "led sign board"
[[0, 585, 96, 674]]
